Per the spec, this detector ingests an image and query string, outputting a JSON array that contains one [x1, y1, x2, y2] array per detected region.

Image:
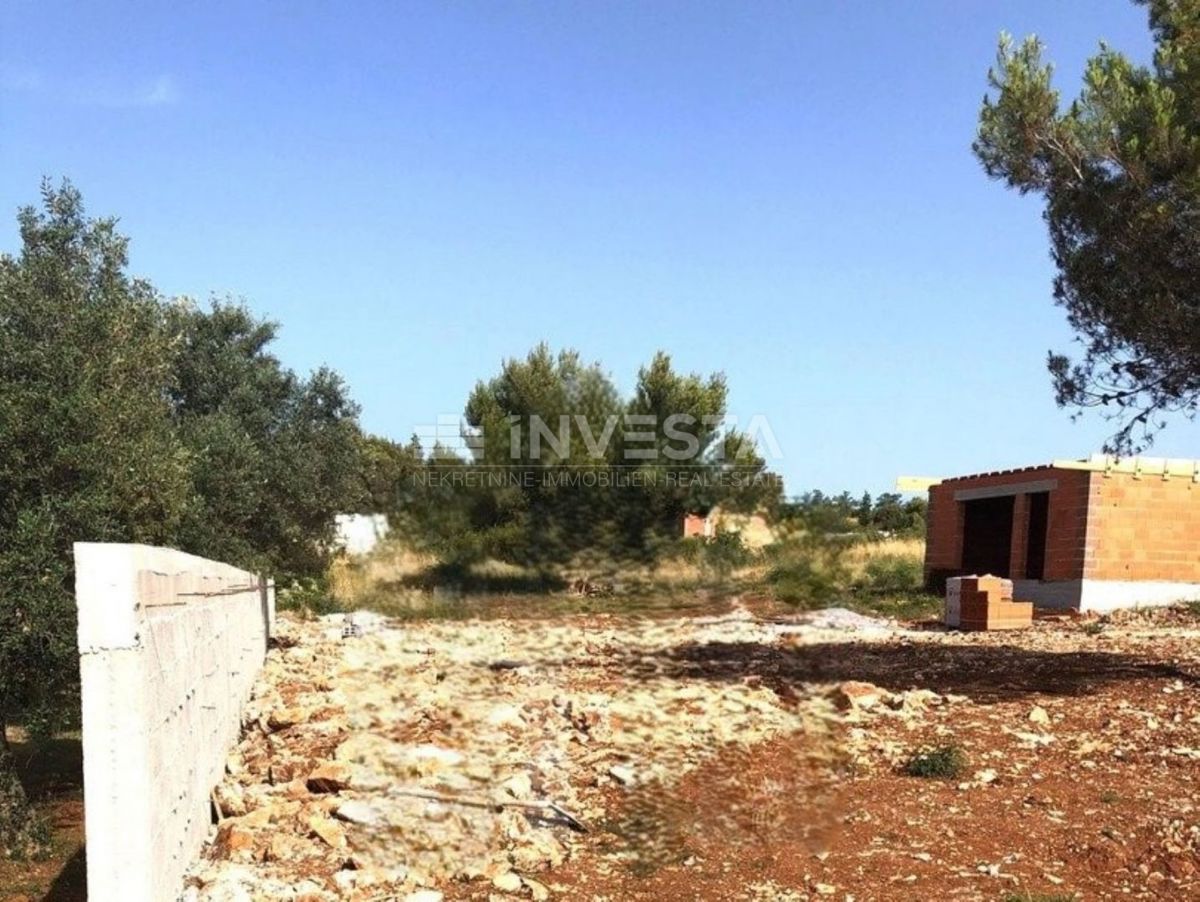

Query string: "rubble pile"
[[186, 603, 1200, 900], [186, 607, 872, 901]]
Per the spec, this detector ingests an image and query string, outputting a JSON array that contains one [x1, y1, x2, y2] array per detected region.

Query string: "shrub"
[[764, 534, 851, 608], [276, 579, 342, 616], [674, 537, 705, 565], [767, 558, 844, 608], [858, 553, 923, 594], [903, 745, 966, 779], [701, 531, 752, 578], [0, 757, 50, 860]]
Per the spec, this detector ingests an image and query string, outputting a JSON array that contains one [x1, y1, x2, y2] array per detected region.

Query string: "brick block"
[[948, 575, 1031, 631]]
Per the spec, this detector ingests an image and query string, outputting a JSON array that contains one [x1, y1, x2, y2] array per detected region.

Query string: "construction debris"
[[186, 608, 859, 900], [186, 604, 1200, 899]]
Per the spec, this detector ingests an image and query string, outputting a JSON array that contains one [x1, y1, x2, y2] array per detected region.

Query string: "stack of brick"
[[945, 575, 1033, 631]]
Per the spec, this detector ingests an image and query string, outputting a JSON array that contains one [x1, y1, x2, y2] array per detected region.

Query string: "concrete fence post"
[[74, 543, 275, 902]]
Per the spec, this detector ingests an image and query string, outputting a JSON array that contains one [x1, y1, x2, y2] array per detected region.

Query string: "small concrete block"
[[944, 585, 961, 627]]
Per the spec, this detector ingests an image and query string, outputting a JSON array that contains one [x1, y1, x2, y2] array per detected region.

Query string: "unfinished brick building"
[[922, 455, 1200, 612]]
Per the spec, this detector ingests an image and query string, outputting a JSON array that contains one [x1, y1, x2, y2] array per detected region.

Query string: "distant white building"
[[333, 513, 390, 556]]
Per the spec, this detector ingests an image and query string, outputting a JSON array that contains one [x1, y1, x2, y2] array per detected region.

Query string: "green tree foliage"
[[419, 344, 780, 567], [780, 490, 926, 538], [0, 182, 365, 855], [976, 0, 1200, 451], [461, 346, 622, 565], [0, 182, 194, 855], [166, 299, 364, 581], [352, 433, 425, 515], [867, 492, 927, 535]]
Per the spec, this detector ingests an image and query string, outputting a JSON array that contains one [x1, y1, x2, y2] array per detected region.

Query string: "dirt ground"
[[9, 601, 1200, 901], [0, 732, 85, 902], [523, 615, 1200, 901]]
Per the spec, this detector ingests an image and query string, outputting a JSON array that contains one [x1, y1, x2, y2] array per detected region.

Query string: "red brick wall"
[[924, 467, 1091, 588], [1086, 472, 1200, 581], [1009, 492, 1030, 581], [924, 481, 964, 584], [1042, 471, 1092, 580], [926, 465, 1200, 591]]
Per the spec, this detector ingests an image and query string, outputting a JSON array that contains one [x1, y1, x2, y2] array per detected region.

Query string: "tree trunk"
[[0, 719, 48, 861]]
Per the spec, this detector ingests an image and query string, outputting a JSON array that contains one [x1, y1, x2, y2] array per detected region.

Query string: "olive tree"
[[0, 182, 190, 856]]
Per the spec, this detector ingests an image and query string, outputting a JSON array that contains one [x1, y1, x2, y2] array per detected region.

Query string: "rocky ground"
[[184, 603, 1200, 902]]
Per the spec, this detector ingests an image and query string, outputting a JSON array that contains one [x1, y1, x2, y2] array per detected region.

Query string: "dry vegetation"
[[318, 535, 931, 624], [841, 537, 925, 573]]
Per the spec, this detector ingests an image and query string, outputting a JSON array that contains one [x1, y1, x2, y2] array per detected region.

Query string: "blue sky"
[[3, 1, 1198, 495]]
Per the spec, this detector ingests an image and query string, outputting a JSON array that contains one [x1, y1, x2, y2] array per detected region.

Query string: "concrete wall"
[[1013, 577, 1200, 612], [74, 543, 274, 902]]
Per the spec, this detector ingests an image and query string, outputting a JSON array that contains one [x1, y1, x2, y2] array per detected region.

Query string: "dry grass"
[[843, 537, 925, 576], [843, 536, 925, 565], [328, 534, 930, 622], [327, 543, 434, 607]]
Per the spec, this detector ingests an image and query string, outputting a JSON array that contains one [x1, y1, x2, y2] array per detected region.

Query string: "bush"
[[858, 553, 923, 594], [764, 536, 850, 608], [0, 754, 50, 860], [674, 537, 705, 565], [701, 531, 752, 578], [903, 745, 966, 779], [767, 558, 844, 607], [276, 579, 342, 616]]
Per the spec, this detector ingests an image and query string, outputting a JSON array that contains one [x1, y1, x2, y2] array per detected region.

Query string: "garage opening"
[[1024, 491, 1050, 580], [961, 495, 1015, 577]]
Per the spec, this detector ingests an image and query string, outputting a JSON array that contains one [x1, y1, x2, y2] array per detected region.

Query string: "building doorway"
[[961, 495, 1015, 577], [1024, 491, 1050, 580]]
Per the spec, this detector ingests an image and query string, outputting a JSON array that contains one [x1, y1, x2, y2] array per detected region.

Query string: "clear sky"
[[4, 1, 1198, 495]]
